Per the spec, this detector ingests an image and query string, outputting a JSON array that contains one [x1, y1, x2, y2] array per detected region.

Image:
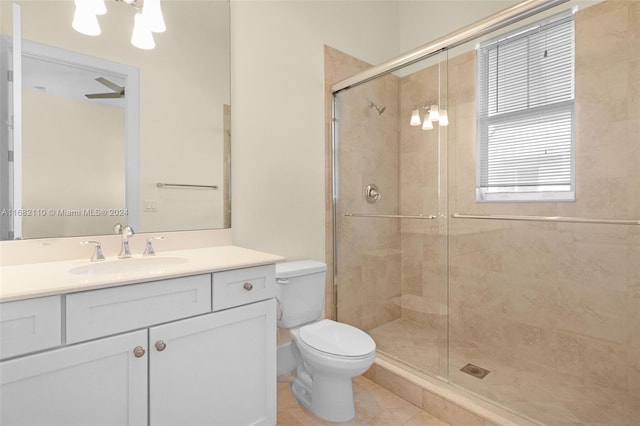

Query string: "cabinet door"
[[150, 299, 276, 426], [0, 330, 147, 426]]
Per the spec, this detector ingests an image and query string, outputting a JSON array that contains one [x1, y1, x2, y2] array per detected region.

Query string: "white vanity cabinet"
[[150, 298, 276, 426], [0, 296, 62, 359], [0, 330, 148, 426], [0, 263, 277, 426]]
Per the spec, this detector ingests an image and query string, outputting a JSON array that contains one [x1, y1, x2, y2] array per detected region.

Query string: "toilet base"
[[291, 371, 355, 423]]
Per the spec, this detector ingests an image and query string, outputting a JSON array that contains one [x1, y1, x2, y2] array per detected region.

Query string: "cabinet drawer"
[[212, 265, 275, 311], [0, 296, 62, 360], [66, 274, 211, 344]]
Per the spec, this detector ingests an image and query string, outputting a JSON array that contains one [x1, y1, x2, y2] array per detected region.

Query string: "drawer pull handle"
[[133, 346, 146, 358], [243, 282, 254, 291], [155, 340, 167, 351]]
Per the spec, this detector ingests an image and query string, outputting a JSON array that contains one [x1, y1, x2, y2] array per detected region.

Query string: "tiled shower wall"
[[328, 47, 403, 331], [445, 0, 639, 420], [329, 46, 449, 338], [398, 59, 448, 339]]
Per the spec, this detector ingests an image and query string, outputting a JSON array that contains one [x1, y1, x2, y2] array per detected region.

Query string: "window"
[[476, 11, 575, 202]]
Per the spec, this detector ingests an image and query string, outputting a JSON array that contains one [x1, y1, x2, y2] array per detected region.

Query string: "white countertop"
[[0, 245, 285, 303]]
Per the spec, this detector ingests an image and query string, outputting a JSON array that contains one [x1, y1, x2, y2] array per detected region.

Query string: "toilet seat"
[[298, 319, 376, 358]]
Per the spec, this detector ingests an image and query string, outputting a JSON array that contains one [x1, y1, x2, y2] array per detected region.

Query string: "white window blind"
[[476, 11, 575, 202]]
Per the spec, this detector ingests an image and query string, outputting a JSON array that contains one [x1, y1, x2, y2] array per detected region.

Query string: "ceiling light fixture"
[[131, 11, 155, 50], [439, 109, 449, 126], [410, 108, 422, 126], [427, 104, 440, 122], [72, 0, 166, 49], [72, 0, 101, 36], [409, 103, 450, 130], [92, 0, 107, 15], [141, 0, 166, 33]]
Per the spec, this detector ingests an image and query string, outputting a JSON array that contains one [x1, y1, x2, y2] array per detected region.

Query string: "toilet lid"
[[299, 319, 376, 357]]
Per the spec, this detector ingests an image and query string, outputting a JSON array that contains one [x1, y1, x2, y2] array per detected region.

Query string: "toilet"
[[275, 260, 376, 423]]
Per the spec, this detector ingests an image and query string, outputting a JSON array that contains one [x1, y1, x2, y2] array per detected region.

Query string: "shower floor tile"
[[369, 318, 447, 376], [448, 348, 639, 426], [369, 318, 640, 426], [277, 374, 451, 426]]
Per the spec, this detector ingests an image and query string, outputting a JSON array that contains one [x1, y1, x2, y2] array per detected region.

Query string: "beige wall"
[[230, 0, 400, 262], [21, 91, 125, 238], [397, 0, 519, 53]]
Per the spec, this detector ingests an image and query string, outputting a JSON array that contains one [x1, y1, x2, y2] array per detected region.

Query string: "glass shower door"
[[333, 51, 449, 380]]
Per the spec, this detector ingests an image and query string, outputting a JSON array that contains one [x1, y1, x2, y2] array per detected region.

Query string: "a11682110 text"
[[1, 208, 128, 217]]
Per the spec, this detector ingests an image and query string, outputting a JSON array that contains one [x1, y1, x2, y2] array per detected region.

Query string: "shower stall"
[[329, 1, 640, 424]]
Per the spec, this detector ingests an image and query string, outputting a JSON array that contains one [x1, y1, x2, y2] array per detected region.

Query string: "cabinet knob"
[[155, 340, 167, 351], [243, 282, 254, 291], [133, 346, 146, 358]]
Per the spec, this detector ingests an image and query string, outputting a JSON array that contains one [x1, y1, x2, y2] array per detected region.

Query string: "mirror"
[[0, 0, 231, 240]]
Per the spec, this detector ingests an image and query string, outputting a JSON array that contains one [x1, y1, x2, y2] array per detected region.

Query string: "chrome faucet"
[[114, 223, 135, 258]]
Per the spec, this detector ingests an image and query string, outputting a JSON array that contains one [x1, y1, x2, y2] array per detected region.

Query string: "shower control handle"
[[365, 184, 381, 203]]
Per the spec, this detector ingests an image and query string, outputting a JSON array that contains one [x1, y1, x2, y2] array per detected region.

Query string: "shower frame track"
[[331, 0, 569, 94]]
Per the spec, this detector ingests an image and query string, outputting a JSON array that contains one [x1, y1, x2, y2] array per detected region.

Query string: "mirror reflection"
[[0, 0, 231, 240]]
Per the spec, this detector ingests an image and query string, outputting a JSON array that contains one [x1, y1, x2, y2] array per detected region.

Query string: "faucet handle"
[[143, 236, 164, 256], [123, 225, 135, 237], [113, 223, 123, 235], [81, 241, 105, 262]]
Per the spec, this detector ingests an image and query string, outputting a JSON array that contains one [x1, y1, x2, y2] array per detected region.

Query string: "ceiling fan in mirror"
[[85, 77, 125, 99]]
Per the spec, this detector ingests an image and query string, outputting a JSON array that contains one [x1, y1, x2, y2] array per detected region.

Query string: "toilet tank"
[[275, 260, 327, 328]]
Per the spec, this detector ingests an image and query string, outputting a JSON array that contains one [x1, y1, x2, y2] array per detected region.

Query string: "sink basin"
[[70, 256, 188, 275]]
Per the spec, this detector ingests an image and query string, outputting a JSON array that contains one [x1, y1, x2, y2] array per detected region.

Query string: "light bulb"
[[131, 12, 155, 50], [142, 0, 166, 33], [72, 0, 101, 36], [422, 117, 433, 130], [428, 105, 440, 122], [410, 109, 421, 126], [439, 109, 449, 126], [92, 0, 107, 15]]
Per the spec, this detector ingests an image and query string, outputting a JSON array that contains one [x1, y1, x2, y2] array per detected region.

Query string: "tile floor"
[[277, 374, 451, 426]]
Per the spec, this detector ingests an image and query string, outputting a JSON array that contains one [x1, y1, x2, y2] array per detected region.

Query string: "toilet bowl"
[[289, 319, 376, 422], [275, 261, 376, 423]]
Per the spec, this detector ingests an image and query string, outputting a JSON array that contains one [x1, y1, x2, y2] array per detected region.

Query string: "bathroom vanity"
[[0, 245, 283, 426]]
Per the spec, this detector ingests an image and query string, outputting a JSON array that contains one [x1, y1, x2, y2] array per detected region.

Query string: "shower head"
[[368, 101, 386, 115]]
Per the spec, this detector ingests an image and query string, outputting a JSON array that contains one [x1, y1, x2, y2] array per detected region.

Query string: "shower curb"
[[364, 355, 543, 426]]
